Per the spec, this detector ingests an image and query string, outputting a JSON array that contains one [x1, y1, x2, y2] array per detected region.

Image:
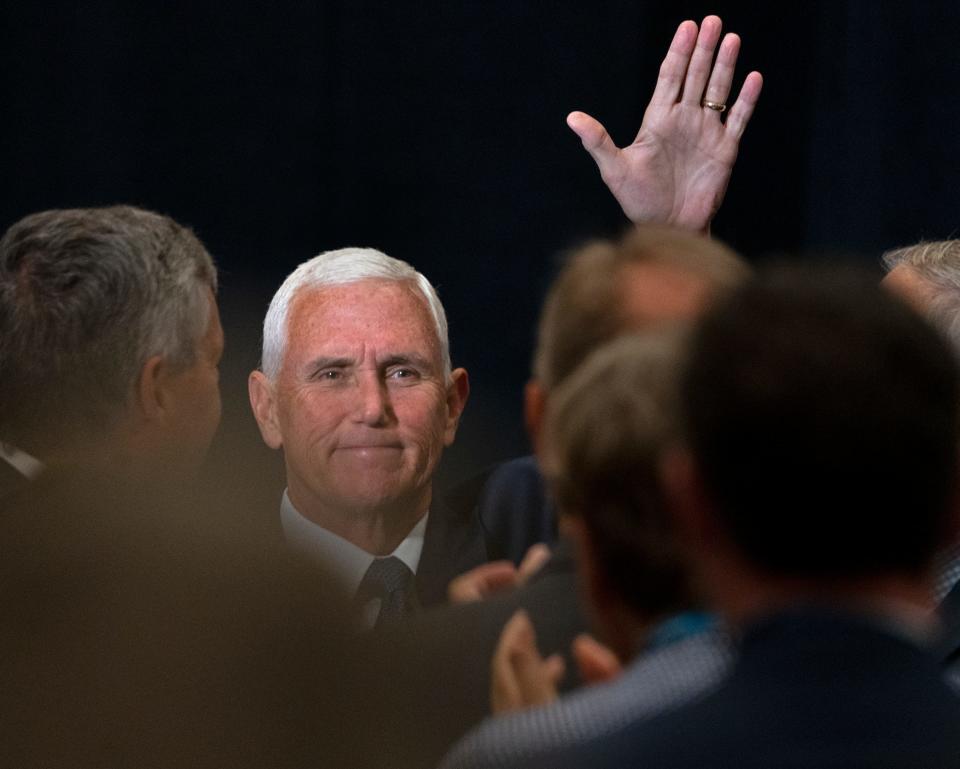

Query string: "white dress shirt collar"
[[0, 442, 44, 480], [280, 489, 428, 598]]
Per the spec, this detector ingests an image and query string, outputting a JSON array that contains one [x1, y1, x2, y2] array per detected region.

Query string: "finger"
[[573, 633, 623, 685], [702, 32, 740, 112], [517, 543, 551, 583], [490, 610, 534, 713], [513, 652, 563, 708], [681, 15, 723, 106], [447, 561, 518, 603], [543, 653, 567, 687], [724, 70, 763, 140], [496, 609, 534, 659], [648, 19, 698, 109], [567, 111, 624, 186], [567, 110, 622, 179]]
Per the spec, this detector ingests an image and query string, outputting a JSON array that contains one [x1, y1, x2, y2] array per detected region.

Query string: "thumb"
[[573, 633, 623, 685], [566, 111, 621, 176]]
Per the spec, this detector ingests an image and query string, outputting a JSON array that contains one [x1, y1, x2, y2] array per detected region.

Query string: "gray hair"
[[883, 240, 960, 357], [260, 247, 451, 381], [542, 328, 694, 617], [0, 206, 217, 450]]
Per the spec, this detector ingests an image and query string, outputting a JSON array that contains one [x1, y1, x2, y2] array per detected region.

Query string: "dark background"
[[3, 1, 959, 488]]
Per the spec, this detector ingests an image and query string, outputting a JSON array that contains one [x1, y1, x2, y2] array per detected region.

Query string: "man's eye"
[[388, 367, 419, 381], [315, 369, 343, 381]]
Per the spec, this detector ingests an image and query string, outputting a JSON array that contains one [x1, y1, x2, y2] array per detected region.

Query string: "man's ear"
[[562, 514, 628, 655], [443, 367, 470, 445], [136, 355, 168, 424], [248, 370, 284, 450], [524, 379, 547, 457], [562, 516, 613, 613], [659, 446, 718, 555]]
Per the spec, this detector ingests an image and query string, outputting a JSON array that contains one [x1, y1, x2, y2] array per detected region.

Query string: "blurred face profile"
[[162, 288, 224, 470], [265, 279, 467, 516]]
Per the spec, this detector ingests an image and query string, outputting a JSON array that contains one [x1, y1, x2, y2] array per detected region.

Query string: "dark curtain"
[[3, 1, 958, 478]]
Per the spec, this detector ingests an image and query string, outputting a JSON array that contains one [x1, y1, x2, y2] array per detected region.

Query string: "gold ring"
[[702, 100, 727, 112]]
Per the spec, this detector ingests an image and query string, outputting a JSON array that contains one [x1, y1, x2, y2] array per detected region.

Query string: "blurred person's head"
[[668, 263, 960, 622], [0, 462, 361, 769], [543, 330, 693, 658], [248, 247, 469, 553], [0, 206, 221, 475], [526, 225, 749, 452]]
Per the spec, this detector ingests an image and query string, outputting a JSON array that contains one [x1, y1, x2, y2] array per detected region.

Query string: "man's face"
[[166, 288, 224, 467], [251, 279, 468, 517]]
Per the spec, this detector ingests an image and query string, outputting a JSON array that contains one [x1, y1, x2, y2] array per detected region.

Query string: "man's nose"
[[354, 370, 393, 427]]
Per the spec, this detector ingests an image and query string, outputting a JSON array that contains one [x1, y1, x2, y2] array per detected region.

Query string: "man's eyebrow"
[[382, 353, 436, 371], [304, 356, 353, 373]]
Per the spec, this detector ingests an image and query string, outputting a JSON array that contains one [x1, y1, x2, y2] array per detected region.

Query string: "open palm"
[[570, 17, 763, 235]]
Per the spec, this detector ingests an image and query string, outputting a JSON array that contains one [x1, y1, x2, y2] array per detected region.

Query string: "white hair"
[[260, 247, 451, 380], [883, 240, 960, 358]]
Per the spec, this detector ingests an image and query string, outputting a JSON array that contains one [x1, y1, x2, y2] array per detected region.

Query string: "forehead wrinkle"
[[288, 282, 443, 368]]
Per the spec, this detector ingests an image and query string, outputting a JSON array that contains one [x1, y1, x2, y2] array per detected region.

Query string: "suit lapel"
[[415, 495, 488, 608]]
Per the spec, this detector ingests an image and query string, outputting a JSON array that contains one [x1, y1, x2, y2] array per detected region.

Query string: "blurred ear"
[[659, 446, 718, 555], [443, 367, 470, 445], [563, 514, 635, 659], [562, 516, 615, 617], [524, 379, 547, 457], [135, 355, 173, 424], [248, 370, 283, 450]]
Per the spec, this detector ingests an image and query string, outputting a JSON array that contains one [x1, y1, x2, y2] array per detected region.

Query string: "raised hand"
[[568, 15, 763, 235], [490, 610, 565, 714]]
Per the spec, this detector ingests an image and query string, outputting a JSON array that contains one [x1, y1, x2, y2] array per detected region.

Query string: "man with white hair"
[[247, 13, 763, 626], [248, 247, 473, 622]]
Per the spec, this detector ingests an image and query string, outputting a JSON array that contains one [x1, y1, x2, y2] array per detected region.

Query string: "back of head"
[[0, 206, 216, 455], [533, 225, 749, 392], [544, 330, 693, 619], [683, 262, 960, 580], [0, 463, 363, 769]]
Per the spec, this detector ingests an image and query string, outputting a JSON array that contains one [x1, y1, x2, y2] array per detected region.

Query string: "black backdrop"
[[3, 1, 960, 486]]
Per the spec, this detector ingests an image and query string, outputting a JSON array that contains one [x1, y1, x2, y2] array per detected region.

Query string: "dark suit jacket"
[[201, 455, 492, 609], [0, 457, 30, 503], [937, 580, 960, 672], [526, 609, 960, 769], [443, 455, 556, 566], [311, 455, 555, 608], [415, 491, 491, 607], [352, 541, 586, 769]]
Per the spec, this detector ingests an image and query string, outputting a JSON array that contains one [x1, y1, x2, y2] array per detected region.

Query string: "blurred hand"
[[490, 609, 565, 714], [447, 543, 552, 604]]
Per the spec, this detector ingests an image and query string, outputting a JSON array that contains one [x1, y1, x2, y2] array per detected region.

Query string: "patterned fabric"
[[437, 628, 733, 769], [934, 543, 960, 604], [356, 556, 419, 627]]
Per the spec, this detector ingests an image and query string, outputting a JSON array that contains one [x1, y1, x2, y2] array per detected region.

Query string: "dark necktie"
[[356, 556, 419, 628]]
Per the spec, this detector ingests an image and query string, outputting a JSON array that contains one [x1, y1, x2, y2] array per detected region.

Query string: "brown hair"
[[543, 330, 694, 618], [533, 225, 749, 391]]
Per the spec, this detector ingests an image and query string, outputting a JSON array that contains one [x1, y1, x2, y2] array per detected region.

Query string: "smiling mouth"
[[336, 444, 403, 453]]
